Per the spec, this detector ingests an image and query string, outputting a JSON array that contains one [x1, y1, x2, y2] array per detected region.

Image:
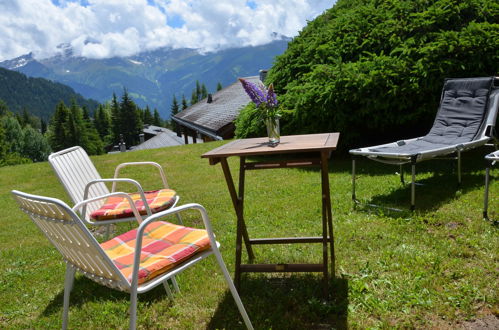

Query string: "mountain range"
[[0, 39, 290, 118]]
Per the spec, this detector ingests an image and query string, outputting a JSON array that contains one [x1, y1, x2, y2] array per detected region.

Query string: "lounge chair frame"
[[11, 190, 253, 330], [483, 150, 498, 220], [350, 77, 499, 210]]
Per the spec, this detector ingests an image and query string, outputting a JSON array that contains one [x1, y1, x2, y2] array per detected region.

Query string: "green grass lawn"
[[0, 141, 497, 329]]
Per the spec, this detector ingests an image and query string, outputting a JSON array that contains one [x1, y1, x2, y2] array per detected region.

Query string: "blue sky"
[[0, 0, 333, 61]]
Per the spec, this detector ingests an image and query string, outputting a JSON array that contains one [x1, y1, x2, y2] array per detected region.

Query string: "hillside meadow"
[[0, 141, 497, 329]]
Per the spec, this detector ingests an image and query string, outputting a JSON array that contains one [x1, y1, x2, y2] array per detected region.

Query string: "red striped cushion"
[[101, 221, 211, 284], [90, 189, 176, 221]]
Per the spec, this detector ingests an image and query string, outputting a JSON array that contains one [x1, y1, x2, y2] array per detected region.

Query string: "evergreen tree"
[[191, 89, 198, 106], [216, 82, 223, 91], [171, 96, 179, 117], [195, 80, 202, 101], [94, 104, 111, 140], [143, 106, 153, 125], [21, 108, 30, 127], [40, 118, 47, 134], [110, 93, 121, 143], [201, 83, 208, 99], [120, 89, 142, 147], [68, 99, 84, 147], [153, 109, 162, 126], [48, 101, 70, 151], [181, 95, 188, 110]]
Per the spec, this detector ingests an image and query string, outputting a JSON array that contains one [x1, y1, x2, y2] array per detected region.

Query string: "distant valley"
[[0, 39, 289, 118]]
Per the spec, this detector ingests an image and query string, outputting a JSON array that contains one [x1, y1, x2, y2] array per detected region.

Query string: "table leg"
[[220, 158, 255, 289], [321, 151, 335, 297]]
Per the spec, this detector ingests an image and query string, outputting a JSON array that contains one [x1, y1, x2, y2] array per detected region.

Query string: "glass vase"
[[265, 117, 280, 146]]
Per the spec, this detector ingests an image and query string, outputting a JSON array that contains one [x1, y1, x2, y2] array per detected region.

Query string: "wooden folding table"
[[202, 133, 339, 296]]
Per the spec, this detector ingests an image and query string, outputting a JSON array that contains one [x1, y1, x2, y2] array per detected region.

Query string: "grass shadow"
[[354, 171, 486, 216], [208, 275, 348, 329], [41, 274, 170, 317]]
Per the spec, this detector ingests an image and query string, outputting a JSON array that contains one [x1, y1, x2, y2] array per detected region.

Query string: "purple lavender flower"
[[266, 83, 278, 108], [239, 78, 266, 107]]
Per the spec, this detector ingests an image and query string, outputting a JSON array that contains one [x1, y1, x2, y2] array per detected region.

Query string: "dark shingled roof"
[[172, 76, 260, 139]]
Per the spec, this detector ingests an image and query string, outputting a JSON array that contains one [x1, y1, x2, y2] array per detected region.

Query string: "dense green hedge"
[[236, 0, 499, 148]]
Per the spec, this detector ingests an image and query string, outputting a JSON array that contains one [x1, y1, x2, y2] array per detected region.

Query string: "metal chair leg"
[[457, 150, 462, 186], [352, 157, 356, 202], [411, 161, 416, 211], [484, 166, 490, 220], [62, 264, 76, 330]]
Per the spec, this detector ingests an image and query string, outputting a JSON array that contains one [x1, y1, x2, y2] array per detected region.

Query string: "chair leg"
[[484, 166, 490, 220], [62, 264, 76, 330], [212, 248, 254, 330], [171, 276, 180, 293], [175, 213, 183, 225], [457, 150, 462, 186], [163, 280, 174, 299], [352, 157, 356, 202], [411, 162, 416, 211], [129, 286, 138, 330]]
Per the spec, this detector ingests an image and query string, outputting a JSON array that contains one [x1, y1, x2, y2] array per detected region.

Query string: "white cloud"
[[0, 0, 333, 61]]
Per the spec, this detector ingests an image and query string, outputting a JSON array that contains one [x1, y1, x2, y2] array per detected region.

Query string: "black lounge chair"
[[483, 150, 498, 220], [350, 77, 499, 210]]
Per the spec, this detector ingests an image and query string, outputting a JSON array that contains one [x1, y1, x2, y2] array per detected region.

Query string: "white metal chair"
[[484, 150, 498, 220], [11, 190, 253, 330], [48, 146, 182, 227]]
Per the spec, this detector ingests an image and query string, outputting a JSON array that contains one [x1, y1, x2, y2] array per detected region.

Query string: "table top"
[[202, 133, 339, 164]]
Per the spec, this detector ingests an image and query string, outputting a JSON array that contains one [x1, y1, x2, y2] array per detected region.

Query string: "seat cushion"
[[101, 221, 211, 284], [90, 189, 177, 221]]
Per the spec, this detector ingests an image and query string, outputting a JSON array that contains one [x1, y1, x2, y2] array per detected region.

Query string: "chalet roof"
[[132, 129, 201, 151], [172, 76, 260, 139], [133, 129, 183, 150], [143, 125, 167, 136]]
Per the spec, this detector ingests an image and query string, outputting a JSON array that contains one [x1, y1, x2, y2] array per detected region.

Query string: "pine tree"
[[216, 82, 223, 91], [153, 109, 162, 126], [181, 95, 188, 110], [143, 106, 153, 125], [48, 101, 70, 151], [68, 99, 84, 147], [190, 89, 198, 106], [201, 83, 208, 99], [195, 80, 202, 101], [40, 118, 47, 134], [110, 93, 121, 143], [171, 96, 179, 117], [94, 105, 110, 138], [120, 89, 142, 147]]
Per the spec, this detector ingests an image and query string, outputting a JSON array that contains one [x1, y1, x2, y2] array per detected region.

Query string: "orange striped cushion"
[[101, 221, 211, 284], [90, 189, 177, 221]]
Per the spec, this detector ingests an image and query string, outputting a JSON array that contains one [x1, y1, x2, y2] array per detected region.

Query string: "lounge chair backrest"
[[11, 190, 128, 290], [482, 86, 499, 138], [424, 77, 495, 145], [48, 146, 110, 219]]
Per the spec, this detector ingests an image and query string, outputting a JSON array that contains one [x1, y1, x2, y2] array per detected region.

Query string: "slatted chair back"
[[12, 190, 129, 291], [48, 146, 110, 221]]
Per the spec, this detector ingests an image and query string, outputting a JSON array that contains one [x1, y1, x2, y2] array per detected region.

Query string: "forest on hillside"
[[0, 67, 99, 119], [236, 0, 499, 148]]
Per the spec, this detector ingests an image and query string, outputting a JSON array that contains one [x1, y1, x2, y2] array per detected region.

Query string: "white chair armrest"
[[113, 162, 169, 191], [72, 192, 144, 225], [130, 203, 216, 288]]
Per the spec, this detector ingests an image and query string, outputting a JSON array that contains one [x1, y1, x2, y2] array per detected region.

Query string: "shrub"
[[238, 0, 499, 148]]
